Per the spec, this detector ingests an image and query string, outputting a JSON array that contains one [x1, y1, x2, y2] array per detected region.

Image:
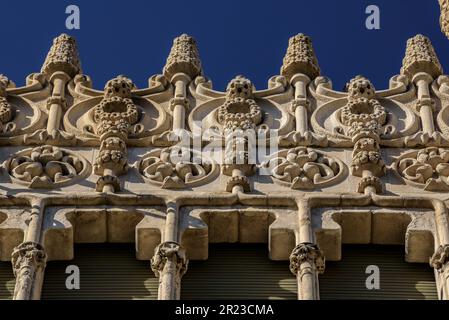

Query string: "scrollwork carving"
[[6, 145, 89, 188], [139, 146, 218, 189], [262, 147, 345, 190], [393, 147, 449, 191]]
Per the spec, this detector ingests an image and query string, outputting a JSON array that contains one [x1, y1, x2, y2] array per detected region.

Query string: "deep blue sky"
[[0, 0, 445, 91]]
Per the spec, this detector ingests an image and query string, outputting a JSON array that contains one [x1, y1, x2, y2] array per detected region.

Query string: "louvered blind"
[[0, 262, 14, 300], [181, 244, 297, 300], [319, 245, 438, 300], [41, 244, 158, 300]]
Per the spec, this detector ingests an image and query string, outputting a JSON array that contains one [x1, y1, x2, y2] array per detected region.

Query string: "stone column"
[[413, 72, 436, 136], [11, 242, 47, 300], [170, 73, 191, 131], [41, 34, 81, 139], [46, 72, 70, 136], [151, 241, 188, 300], [430, 244, 449, 300], [290, 200, 325, 300], [163, 34, 202, 134], [290, 242, 325, 300], [12, 199, 47, 300], [401, 34, 442, 138], [290, 74, 311, 135], [151, 202, 188, 300]]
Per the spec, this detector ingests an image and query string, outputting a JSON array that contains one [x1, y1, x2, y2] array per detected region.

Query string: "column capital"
[[11, 242, 47, 300], [430, 244, 449, 270], [289, 242, 325, 275], [151, 241, 188, 278]]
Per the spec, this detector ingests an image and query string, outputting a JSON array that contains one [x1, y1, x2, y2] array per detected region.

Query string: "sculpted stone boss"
[[0, 31, 449, 300]]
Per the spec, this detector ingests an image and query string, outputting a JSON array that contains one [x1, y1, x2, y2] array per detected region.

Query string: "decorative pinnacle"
[[401, 34, 442, 80], [41, 33, 82, 79], [281, 33, 320, 81], [439, 0, 449, 39], [163, 34, 202, 81]]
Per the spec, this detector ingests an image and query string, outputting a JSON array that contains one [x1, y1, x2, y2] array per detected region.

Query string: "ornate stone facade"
[[0, 32, 449, 300]]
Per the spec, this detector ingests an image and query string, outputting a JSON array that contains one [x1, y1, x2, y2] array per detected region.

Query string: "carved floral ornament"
[[5, 146, 89, 188], [393, 147, 449, 191], [139, 146, 219, 189], [217, 76, 263, 131], [261, 147, 346, 190]]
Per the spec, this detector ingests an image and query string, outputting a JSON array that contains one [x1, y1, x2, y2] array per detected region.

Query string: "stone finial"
[[440, 0, 449, 39], [41, 34, 81, 78], [104, 75, 135, 99], [401, 34, 443, 80], [0, 74, 11, 97], [218, 76, 262, 131], [225, 75, 255, 100], [163, 34, 202, 81], [281, 33, 320, 81], [345, 75, 376, 100]]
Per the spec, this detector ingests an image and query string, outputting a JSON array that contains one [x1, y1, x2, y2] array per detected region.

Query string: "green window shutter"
[[0, 262, 15, 300], [42, 244, 158, 300], [181, 244, 297, 300], [319, 245, 438, 300]]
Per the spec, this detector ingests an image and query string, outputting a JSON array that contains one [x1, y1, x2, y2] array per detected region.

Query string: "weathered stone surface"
[[1, 32, 448, 300]]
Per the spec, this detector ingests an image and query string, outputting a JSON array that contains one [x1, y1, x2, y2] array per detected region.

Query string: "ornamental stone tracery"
[[0, 30, 449, 301]]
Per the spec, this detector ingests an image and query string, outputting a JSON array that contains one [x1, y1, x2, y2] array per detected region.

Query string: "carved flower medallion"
[[393, 147, 449, 191], [139, 146, 219, 189], [5, 146, 90, 188], [262, 147, 346, 189]]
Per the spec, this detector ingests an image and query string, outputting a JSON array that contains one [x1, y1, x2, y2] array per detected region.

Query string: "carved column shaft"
[[151, 241, 187, 300], [171, 73, 191, 131], [291, 74, 311, 135], [290, 200, 323, 300], [41, 34, 81, 137], [414, 73, 435, 135], [13, 199, 47, 300], [290, 242, 324, 300], [47, 72, 70, 135], [430, 244, 449, 300], [151, 203, 187, 300]]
